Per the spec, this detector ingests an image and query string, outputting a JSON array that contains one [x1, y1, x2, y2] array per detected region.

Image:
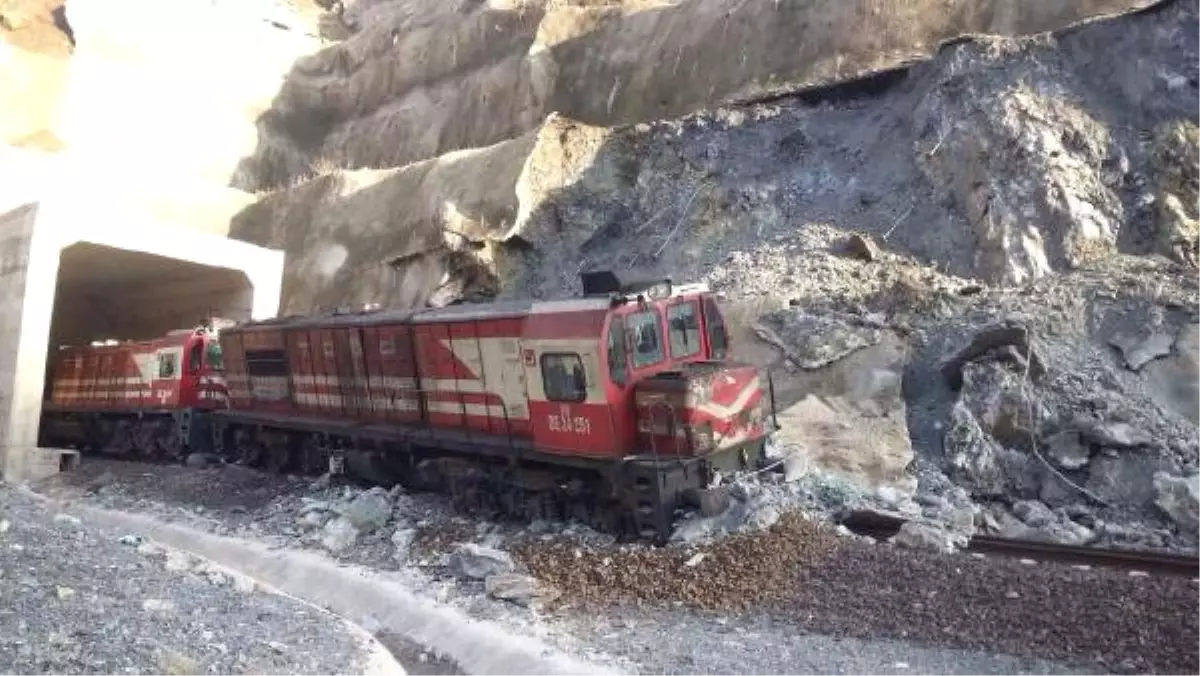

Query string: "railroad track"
[[968, 535, 1199, 577], [840, 509, 1200, 578]]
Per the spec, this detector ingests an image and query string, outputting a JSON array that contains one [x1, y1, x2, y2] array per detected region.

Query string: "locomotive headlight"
[[646, 281, 673, 300], [692, 422, 715, 453]]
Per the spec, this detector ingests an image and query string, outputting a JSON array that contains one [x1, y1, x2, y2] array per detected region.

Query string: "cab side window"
[[606, 317, 628, 386], [702, 296, 729, 360], [158, 352, 178, 378], [667, 301, 702, 359], [627, 309, 664, 368], [541, 352, 588, 402]]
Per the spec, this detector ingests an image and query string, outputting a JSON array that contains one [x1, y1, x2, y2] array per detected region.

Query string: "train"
[[39, 272, 777, 542]]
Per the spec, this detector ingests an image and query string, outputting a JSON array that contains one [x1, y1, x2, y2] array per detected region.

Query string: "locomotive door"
[[331, 328, 371, 419], [520, 340, 610, 457], [347, 328, 373, 419]]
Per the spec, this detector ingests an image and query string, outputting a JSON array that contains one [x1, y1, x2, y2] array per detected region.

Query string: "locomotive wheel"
[[299, 440, 325, 475], [265, 444, 292, 474], [156, 420, 182, 462]]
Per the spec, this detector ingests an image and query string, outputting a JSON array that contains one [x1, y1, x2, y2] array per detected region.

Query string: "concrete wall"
[[0, 199, 286, 481], [0, 203, 58, 481]]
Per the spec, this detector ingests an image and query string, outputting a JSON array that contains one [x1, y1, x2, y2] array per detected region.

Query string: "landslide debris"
[[514, 512, 841, 612]]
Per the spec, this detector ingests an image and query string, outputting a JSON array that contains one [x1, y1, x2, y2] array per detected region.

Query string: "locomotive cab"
[[176, 327, 228, 409], [589, 272, 774, 473]]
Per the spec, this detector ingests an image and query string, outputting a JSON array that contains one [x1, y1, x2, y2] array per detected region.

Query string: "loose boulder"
[[1153, 472, 1199, 534], [1109, 330, 1175, 371], [319, 516, 359, 553], [940, 322, 1046, 391], [447, 543, 515, 580], [484, 573, 560, 608], [1074, 417, 1153, 450], [845, 233, 880, 262], [1042, 430, 1091, 470], [336, 487, 392, 532], [890, 521, 965, 554]]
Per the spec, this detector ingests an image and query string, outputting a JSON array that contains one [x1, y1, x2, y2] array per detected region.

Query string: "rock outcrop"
[[234, 0, 1164, 191]]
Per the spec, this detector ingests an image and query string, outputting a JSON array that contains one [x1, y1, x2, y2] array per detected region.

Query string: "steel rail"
[[839, 509, 1199, 577], [967, 535, 1200, 577]]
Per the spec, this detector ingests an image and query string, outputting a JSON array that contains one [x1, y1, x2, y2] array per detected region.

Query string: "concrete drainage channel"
[[25, 491, 618, 676]]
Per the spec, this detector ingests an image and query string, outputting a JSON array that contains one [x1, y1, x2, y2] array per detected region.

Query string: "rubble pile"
[[515, 512, 843, 612]]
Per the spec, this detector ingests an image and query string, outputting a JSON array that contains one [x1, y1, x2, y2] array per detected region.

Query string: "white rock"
[[876, 486, 903, 508], [391, 528, 415, 563], [297, 510, 329, 531], [1153, 472, 1200, 533], [1012, 500, 1055, 528], [319, 517, 359, 553], [335, 487, 392, 533], [484, 573, 558, 607], [164, 550, 193, 572], [142, 598, 176, 613], [135, 542, 164, 557], [890, 521, 964, 554], [447, 543, 515, 580], [745, 504, 781, 531], [1075, 419, 1152, 449], [1043, 430, 1091, 470], [230, 574, 257, 594], [53, 513, 82, 526], [683, 552, 707, 567]]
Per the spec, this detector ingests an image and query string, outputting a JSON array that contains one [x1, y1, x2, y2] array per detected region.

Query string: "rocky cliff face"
[[231, 0, 1159, 192]]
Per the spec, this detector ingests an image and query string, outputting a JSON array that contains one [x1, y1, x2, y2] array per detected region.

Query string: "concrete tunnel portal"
[[0, 201, 285, 481], [45, 243, 258, 396]]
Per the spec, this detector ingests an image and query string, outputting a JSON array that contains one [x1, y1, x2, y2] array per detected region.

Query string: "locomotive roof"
[[235, 297, 613, 332]]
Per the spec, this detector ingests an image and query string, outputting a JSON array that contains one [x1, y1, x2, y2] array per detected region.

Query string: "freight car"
[[40, 272, 776, 542], [39, 326, 227, 459]]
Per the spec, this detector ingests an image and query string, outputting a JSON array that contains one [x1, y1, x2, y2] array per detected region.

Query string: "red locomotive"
[[39, 327, 227, 458], [41, 273, 775, 542]]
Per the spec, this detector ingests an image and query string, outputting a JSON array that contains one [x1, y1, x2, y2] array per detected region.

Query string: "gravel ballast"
[[0, 482, 393, 675], [521, 514, 1198, 674]]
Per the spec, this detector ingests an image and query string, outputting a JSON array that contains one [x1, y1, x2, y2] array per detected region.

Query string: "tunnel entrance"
[[50, 243, 253, 347], [0, 201, 284, 481], [44, 242, 256, 399]]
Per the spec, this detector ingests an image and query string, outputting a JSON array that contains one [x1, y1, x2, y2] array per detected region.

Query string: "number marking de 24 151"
[[547, 404, 591, 435]]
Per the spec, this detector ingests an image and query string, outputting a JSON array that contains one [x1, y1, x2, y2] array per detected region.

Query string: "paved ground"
[[0, 481, 399, 675]]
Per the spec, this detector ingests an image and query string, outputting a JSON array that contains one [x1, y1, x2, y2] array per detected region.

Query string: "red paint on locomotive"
[[47, 328, 227, 412], [215, 281, 762, 463]]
